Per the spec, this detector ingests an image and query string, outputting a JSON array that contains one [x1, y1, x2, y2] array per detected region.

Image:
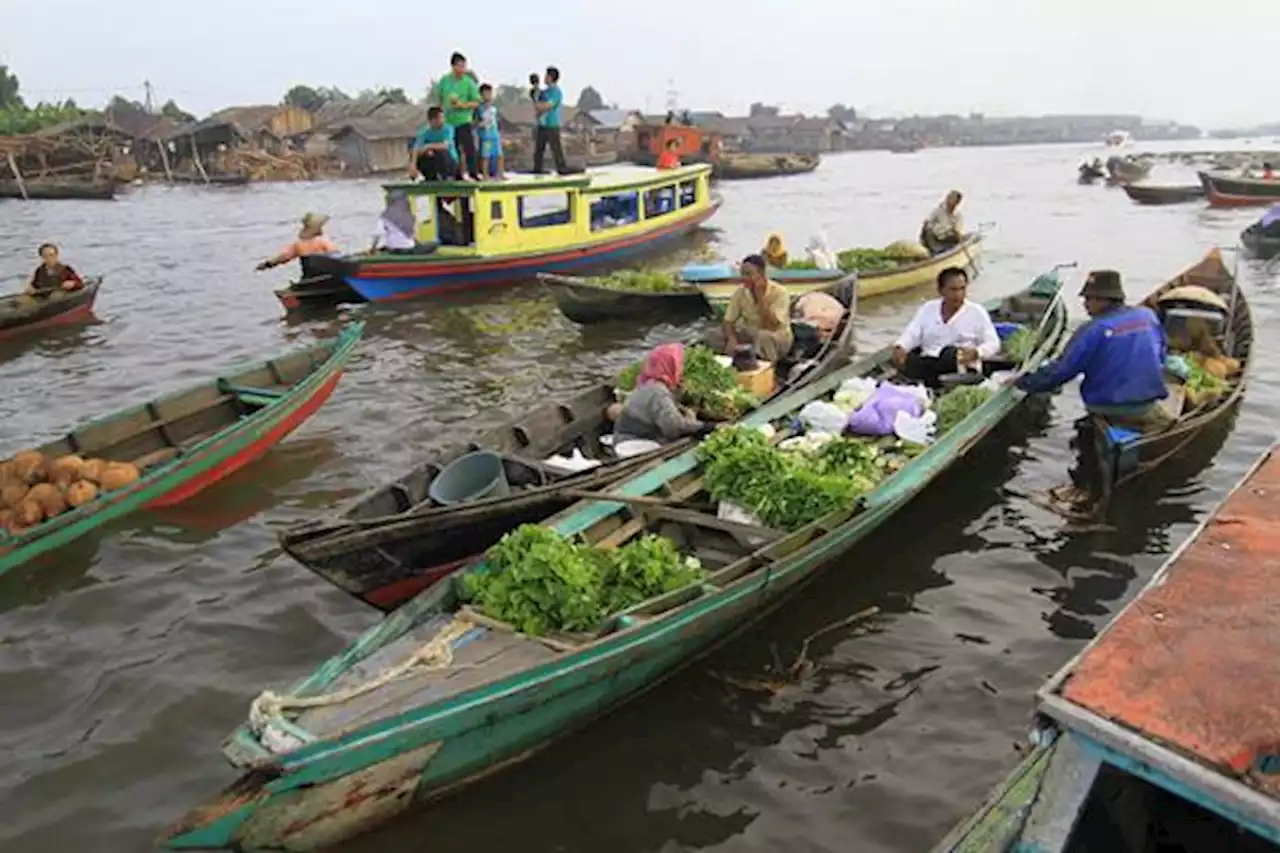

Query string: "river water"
[[0, 141, 1274, 853]]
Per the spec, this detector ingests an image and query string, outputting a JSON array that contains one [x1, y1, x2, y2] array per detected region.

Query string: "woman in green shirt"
[[432, 52, 482, 180]]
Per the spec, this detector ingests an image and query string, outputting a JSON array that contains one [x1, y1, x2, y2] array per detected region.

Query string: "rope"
[[248, 616, 476, 742]]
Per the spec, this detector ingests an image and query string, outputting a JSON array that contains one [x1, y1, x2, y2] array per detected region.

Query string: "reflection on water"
[[0, 141, 1275, 853]]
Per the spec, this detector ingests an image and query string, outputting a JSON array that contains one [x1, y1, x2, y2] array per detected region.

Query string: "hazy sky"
[[4, 0, 1275, 128]]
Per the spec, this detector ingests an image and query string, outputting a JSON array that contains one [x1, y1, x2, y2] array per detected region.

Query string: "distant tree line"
[[0, 63, 198, 136], [281, 81, 611, 114]]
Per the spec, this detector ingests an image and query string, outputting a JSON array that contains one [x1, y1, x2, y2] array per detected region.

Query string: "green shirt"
[[433, 74, 482, 127]]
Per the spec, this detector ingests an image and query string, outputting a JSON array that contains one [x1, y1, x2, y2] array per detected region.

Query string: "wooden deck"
[[1053, 446, 1280, 801]]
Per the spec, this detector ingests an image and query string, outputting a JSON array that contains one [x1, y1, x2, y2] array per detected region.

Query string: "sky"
[[3, 0, 1276, 129]]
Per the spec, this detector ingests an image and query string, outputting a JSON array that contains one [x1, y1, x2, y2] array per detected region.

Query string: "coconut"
[[0, 459, 15, 484], [13, 451, 48, 484], [0, 482, 27, 509], [1203, 358, 1229, 380], [13, 498, 44, 528], [28, 483, 66, 518], [65, 480, 99, 508], [52, 454, 87, 481], [100, 462, 140, 492], [0, 508, 12, 534], [81, 459, 107, 484]]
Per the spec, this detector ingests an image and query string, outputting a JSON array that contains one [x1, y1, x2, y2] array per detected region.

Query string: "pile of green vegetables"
[[785, 242, 925, 273], [590, 270, 679, 293], [465, 525, 705, 636], [1001, 327, 1037, 363], [1184, 359, 1227, 398], [697, 428, 883, 531], [616, 345, 760, 419], [935, 386, 995, 434]]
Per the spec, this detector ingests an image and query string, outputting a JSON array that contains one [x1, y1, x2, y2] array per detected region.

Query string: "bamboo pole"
[[5, 152, 29, 201], [189, 136, 210, 184], [157, 139, 173, 182]]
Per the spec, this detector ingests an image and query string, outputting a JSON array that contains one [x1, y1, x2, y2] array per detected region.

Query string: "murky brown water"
[[0, 142, 1274, 853]]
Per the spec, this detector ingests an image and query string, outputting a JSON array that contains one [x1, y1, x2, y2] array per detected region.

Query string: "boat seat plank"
[[295, 617, 557, 739], [591, 477, 706, 549]]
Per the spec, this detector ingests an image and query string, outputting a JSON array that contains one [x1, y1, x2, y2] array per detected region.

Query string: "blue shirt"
[[538, 85, 563, 128], [1016, 305, 1168, 409], [476, 104, 501, 143], [412, 124, 457, 161]]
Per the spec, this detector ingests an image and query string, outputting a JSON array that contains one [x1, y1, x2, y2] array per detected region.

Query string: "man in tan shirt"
[[723, 254, 794, 362]]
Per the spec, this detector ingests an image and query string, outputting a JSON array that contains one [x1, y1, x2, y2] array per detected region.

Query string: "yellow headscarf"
[[762, 233, 787, 268]]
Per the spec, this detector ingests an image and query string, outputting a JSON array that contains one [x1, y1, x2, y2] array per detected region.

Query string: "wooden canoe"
[[1085, 249, 1252, 518], [1241, 223, 1280, 260], [1120, 183, 1205, 205], [537, 272, 714, 325], [713, 152, 820, 181], [273, 255, 367, 312], [160, 269, 1070, 853], [168, 173, 251, 186], [1078, 163, 1105, 183], [1104, 156, 1152, 185], [682, 234, 984, 302], [0, 322, 363, 576], [0, 278, 102, 342], [0, 180, 117, 201], [279, 280, 859, 610], [1199, 171, 1280, 207]]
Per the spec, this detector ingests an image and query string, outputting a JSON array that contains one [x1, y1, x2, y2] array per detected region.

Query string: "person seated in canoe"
[[891, 266, 999, 386], [723, 254, 794, 363], [1257, 203, 1280, 238], [408, 107, 461, 183], [369, 190, 418, 254], [26, 243, 84, 296], [612, 343, 714, 445], [1010, 270, 1170, 512], [255, 213, 339, 272], [760, 233, 788, 268], [1263, 162, 1276, 181], [656, 138, 681, 170], [919, 190, 965, 255]]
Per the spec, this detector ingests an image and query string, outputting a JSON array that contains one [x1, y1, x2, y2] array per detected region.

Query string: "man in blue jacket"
[[1014, 269, 1171, 514]]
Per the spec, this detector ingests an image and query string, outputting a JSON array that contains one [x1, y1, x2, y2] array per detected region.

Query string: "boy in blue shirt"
[[533, 66, 569, 174], [476, 83, 504, 180], [409, 106, 460, 182]]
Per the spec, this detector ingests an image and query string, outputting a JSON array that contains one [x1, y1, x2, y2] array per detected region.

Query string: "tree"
[[283, 84, 325, 112], [827, 104, 857, 122], [576, 86, 605, 112], [0, 65, 23, 110], [358, 87, 410, 105], [494, 84, 529, 109], [160, 99, 195, 122], [316, 86, 350, 104], [749, 102, 779, 118]]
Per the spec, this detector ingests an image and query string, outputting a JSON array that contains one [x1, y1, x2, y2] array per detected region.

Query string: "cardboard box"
[[736, 361, 775, 397]]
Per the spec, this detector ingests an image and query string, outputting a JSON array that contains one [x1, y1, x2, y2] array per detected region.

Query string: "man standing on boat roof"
[[1012, 270, 1171, 510], [532, 66, 570, 175], [920, 190, 964, 255], [432, 51, 482, 180]]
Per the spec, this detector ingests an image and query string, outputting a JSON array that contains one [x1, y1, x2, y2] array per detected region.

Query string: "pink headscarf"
[[637, 342, 685, 390]]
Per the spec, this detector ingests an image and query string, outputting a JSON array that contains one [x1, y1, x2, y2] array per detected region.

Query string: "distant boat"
[[1105, 130, 1132, 147]]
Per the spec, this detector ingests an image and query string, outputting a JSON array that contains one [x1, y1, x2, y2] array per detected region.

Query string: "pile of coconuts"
[[0, 451, 140, 536]]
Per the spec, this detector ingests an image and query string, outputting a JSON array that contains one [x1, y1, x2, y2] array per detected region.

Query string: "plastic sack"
[[893, 409, 938, 445], [847, 384, 926, 436], [799, 400, 849, 434], [542, 448, 603, 475], [832, 376, 878, 412], [779, 431, 836, 454], [805, 232, 839, 271]]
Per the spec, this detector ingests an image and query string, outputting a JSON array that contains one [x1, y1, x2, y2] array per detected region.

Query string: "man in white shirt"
[[891, 266, 1000, 385]]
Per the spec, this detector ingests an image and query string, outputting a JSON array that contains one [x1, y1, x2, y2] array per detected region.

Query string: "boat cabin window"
[[589, 192, 640, 231], [490, 199, 504, 221], [518, 192, 573, 228], [644, 185, 677, 219], [700, 140, 712, 155], [678, 179, 698, 208], [637, 131, 651, 150], [436, 196, 475, 247]]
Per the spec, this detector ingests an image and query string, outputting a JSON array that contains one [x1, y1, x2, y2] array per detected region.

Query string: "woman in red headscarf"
[[613, 343, 713, 444]]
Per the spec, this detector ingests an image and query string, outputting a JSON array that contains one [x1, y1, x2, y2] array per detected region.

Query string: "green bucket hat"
[[1079, 269, 1125, 301]]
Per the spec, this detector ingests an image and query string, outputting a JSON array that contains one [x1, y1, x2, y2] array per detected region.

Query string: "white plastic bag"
[[897, 383, 932, 410], [542, 448, 603, 475], [893, 409, 938, 445], [806, 232, 839, 271], [799, 400, 848, 434]]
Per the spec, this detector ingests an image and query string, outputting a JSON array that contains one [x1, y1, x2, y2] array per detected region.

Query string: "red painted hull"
[[362, 556, 475, 609], [0, 299, 97, 342], [1205, 183, 1277, 207], [145, 370, 345, 509]]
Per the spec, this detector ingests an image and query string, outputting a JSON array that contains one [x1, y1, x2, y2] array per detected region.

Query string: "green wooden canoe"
[[160, 274, 1069, 851], [0, 322, 364, 576]]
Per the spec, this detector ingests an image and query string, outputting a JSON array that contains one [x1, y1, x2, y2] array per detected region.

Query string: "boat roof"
[[1037, 444, 1280, 839], [383, 163, 711, 195]]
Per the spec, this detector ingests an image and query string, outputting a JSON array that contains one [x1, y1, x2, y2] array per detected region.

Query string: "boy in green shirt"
[[432, 51, 481, 180]]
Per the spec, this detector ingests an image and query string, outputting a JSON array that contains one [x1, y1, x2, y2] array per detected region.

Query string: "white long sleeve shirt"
[[374, 216, 416, 250], [895, 298, 1001, 358]]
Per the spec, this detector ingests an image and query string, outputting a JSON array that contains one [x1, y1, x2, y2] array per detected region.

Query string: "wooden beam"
[[157, 139, 173, 182], [5, 152, 29, 201], [190, 135, 210, 184]]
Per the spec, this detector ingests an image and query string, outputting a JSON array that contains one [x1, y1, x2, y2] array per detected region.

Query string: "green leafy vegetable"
[[465, 525, 704, 636], [590, 270, 679, 292], [836, 248, 900, 273], [615, 345, 759, 419], [616, 360, 642, 392], [1002, 328, 1036, 363], [935, 386, 995, 434]]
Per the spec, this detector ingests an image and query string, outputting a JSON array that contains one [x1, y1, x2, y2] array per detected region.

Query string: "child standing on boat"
[[476, 84, 504, 180]]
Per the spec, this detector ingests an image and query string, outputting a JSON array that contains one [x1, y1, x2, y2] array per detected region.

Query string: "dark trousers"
[[901, 346, 959, 386], [453, 122, 479, 179], [415, 150, 455, 181], [533, 126, 568, 174]]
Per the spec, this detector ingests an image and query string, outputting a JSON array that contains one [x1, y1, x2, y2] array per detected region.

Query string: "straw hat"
[[299, 213, 330, 237]]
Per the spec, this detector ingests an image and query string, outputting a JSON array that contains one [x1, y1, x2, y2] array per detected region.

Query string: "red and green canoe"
[[0, 322, 364, 575]]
